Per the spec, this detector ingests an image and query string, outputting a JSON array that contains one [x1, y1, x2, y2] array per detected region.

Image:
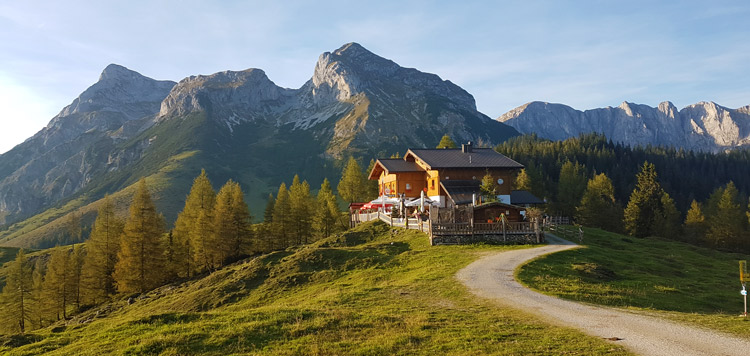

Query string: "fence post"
[[502, 218, 507, 242]]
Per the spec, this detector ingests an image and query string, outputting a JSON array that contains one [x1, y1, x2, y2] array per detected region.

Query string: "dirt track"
[[456, 234, 750, 356]]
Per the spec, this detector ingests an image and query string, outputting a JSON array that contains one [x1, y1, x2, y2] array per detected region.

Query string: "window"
[[431, 179, 435, 189], [405, 183, 412, 191]]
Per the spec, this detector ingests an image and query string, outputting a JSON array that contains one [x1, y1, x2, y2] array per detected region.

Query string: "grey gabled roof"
[[377, 159, 424, 173], [407, 148, 524, 169], [440, 180, 481, 205], [510, 190, 545, 205]]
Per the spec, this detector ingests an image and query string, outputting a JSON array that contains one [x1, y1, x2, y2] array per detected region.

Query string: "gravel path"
[[456, 234, 750, 356]]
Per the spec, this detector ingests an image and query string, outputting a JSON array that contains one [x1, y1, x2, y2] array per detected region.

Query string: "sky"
[[1, 0, 749, 153]]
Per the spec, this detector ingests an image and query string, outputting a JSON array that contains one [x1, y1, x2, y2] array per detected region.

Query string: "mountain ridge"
[[0, 42, 518, 247], [497, 100, 750, 152]]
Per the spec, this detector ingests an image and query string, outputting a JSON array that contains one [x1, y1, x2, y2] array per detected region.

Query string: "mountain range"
[[0, 43, 517, 248], [2, 42, 748, 249], [497, 101, 750, 152]]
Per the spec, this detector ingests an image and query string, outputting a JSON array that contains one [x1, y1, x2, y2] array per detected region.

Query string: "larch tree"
[[436, 134, 457, 149], [30, 259, 45, 330], [479, 171, 497, 203], [213, 180, 252, 264], [0, 250, 33, 333], [576, 173, 623, 232], [257, 193, 276, 253], [42, 247, 71, 321], [172, 170, 216, 278], [514, 168, 531, 192], [337, 157, 365, 203], [706, 182, 745, 248], [229, 182, 253, 256], [272, 183, 291, 248], [289, 175, 313, 245], [364, 159, 379, 201], [314, 178, 341, 239], [624, 162, 671, 238], [113, 179, 167, 294], [555, 161, 587, 217], [263, 193, 275, 223], [684, 200, 707, 242], [65, 212, 83, 243], [81, 195, 124, 304], [654, 192, 680, 240], [191, 209, 217, 271], [67, 244, 85, 311]]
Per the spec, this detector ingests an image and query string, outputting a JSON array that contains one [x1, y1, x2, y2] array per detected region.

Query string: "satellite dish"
[[497, 178, 504, 185]]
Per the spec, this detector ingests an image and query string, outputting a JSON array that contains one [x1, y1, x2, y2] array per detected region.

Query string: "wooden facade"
[[368, 142, 524, 206]]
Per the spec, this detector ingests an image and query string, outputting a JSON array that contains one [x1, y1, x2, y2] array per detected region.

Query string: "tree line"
[[0, 157, 383, 334], [504, 134, 750, 252]]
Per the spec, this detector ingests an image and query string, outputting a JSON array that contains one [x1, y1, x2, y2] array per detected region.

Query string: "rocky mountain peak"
[[56, 64, 175, 119], [158, 68, 292, 118]]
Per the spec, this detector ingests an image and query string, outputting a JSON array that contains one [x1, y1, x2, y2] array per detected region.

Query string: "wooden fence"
[[351, 207, 544, 245], [430, 220, 543, 245]]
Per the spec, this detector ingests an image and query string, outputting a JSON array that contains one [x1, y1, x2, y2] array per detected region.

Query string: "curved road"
[[457, 234, 750, 356]]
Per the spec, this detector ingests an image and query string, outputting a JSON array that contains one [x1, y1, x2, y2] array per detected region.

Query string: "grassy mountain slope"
[[3, 222, 629, 355], [0, 110, 339, 249], [518, 228, 750, 337]]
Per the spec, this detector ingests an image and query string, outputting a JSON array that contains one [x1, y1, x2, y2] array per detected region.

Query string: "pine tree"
[[81, 196, 123, 304], [289, 175, 313, 245], [576, 173, 623, 232], [272, 183, 291, 248], [337, 157, 365, 203], [684, 200, 707, 242], [113, 179, 167, 294], [624, 162, 669, 238], [555, 161, 587, 217], [706, 182, 744, 248], [0, 250, 33, 333], [314, 178, 341, 239], [42, 247, 71, 321], [172, 170, 216, 278], [436, 134, 457, 149]]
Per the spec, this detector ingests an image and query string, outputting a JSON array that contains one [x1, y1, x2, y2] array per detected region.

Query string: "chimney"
[[461, 142, 473, 153]]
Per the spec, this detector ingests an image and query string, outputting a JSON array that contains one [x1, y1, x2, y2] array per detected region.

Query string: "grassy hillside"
[[518, 228, 750, 337], [2, 222, 629, 355]]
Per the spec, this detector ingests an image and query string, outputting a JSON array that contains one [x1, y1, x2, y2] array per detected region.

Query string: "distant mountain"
[[0, 64, 175, 225], [0, 43, 518, 248], [497, 101, 750, 152]]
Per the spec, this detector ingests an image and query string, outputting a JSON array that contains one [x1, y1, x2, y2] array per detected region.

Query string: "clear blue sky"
[[2, 0, 749, 153]]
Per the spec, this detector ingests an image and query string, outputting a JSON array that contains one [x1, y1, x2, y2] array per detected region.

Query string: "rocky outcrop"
[[498, 101, 750, 152]]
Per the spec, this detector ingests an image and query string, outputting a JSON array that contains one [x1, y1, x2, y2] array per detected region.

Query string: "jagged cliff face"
[[498, 101, 750, 152], [0, 43, 518, 235], [155, 42, 517, 157], [0, 65, 176, 224]]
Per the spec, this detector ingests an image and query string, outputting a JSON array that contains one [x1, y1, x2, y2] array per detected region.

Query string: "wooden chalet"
[[361, 142, 545, 245], [368, 142, 525, 207]]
